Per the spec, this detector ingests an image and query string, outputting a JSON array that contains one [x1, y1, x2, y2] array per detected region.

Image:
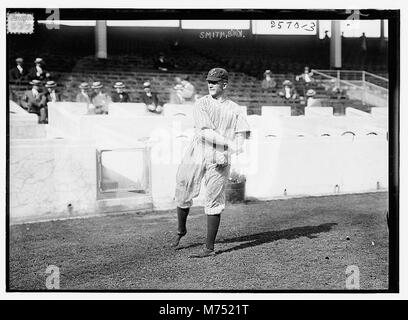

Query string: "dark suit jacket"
[[28, 66, 48, 81], [9, 66, 28, 81], [20, 90, 47, 113], [44, 91, 61, 103], [111, 91, 130, 103], [141, 92, 162, 107]]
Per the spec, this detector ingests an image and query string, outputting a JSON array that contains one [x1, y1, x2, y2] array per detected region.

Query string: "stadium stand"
[[8, 24, 388, 116]]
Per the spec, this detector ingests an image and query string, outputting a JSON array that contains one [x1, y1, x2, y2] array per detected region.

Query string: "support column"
[[330, 20, 342, 69], [95, 20, 107, 59], [380, 19, 386, 49]]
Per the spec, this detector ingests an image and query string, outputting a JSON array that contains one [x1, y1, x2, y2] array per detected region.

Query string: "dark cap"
[[206, 68, 228, 82]]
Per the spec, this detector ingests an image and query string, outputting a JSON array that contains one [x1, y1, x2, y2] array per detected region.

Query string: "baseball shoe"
[[170, 232, 186, 248], [189, 247, 216, 258]]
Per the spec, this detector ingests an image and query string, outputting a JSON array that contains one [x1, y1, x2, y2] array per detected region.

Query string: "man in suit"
[[76, 82, 92, 104], [91, 81, 111, 114], [261, 69, 277, 94], [20, 79, 47, 123], [44, 81, 61, 103], [111, 82, 131, 102], [305, 89, 323, 107], [29, 58, 47, 81], [170, 75, 196, 104], [154, 52, 174, 72], [141, 81, 163, 114], [9, 57, 28, 82], [279, 80, 298, 101]]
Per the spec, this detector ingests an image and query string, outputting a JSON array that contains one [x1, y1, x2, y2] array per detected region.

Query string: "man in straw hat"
[[9, 57, 27, 82], [20, 79, 47, 123], [305, 89, 322, 107], [44, 80, 61, 103], [279, 80, 298, 101], [172, 67, 251, 258], [111, 82, 131, 103], [29, 57, 47, 81], [76, 82, 92, 104], [91, 81, 111, 114], [141, 81, 163, 114]]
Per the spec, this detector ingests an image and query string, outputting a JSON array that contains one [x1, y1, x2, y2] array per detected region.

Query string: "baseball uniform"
[[175, 94, 250, 215]]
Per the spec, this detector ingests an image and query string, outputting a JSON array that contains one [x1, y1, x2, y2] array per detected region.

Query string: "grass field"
[[9, 192, 389, 291]]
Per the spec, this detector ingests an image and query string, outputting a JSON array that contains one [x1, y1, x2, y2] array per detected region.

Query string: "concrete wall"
[[244, 135, 388, 200], [10, 138, 97, 223], [9, 101, 46, 139], [10, 102, 389, 223]]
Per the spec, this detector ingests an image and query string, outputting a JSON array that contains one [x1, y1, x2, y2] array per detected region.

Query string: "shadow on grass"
[[178, 223, 337, 255]]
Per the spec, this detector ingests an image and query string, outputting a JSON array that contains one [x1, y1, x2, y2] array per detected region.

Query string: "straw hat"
[[45, 80, 57, 88], [79, 82, 89, 89], [113, 82, 125, 88], [91, 81, 103, 89], [306, 89, 316, 96], [29, 79, 42, 86]]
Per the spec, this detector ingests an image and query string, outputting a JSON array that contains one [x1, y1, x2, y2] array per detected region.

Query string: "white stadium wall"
[[9, 102, 388, 223]]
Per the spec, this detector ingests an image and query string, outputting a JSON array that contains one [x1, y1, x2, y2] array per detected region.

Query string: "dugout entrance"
[[96, 147, 151, 200]]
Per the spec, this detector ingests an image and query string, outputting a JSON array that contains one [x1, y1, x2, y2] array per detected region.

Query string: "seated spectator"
[[296, 66, 315, 96], [111, 82, 131, 102], [305, 89, 322, 107], [170, 39, 181, 52], [141, 81, 163, 114], [154, 52, 173, 72], [29, 58, 47, 81], [9, 88, 19, 103], [327, 78, 345, 99], [76, 82, 92, 104], [279, 80, 298, 101], [261, 69, 277, 94], [169, 75, 195, 104], [9, 57, 27, 82], [20, 79, 47, 123], [91, 82, 111, 115], [44, 81, 61, 103]]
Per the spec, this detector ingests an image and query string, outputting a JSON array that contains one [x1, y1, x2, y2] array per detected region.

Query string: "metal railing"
[[312, 69, 388, 108]]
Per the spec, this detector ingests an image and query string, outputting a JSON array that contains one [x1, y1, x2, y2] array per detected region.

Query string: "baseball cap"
[[143, 81, 151, 88], [206, 68, 228, 82]]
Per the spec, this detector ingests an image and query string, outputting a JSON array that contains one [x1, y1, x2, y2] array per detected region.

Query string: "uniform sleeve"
[[193, 99, 215, 130], [235, 111, 251, 139]]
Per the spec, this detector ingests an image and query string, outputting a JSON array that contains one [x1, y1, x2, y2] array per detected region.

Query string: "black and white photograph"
[[4, 6, 399, 295]]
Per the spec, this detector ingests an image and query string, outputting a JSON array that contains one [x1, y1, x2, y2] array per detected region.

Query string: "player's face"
[[207, 80, 226, 98]]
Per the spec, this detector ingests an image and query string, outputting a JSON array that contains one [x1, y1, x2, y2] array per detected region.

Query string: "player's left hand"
[[214, 151, 229, 168]]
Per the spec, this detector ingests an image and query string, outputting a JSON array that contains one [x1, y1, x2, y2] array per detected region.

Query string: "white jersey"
[[193, 95, 250, 141]]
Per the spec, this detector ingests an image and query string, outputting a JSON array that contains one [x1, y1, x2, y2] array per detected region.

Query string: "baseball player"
[[171, 67, 251, 258]]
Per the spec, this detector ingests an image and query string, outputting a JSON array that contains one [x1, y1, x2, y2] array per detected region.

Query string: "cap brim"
[[206, 76, 223, 81]]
